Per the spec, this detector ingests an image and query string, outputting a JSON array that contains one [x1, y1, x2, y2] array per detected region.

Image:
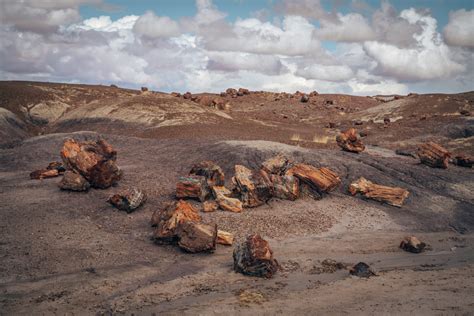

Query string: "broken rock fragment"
[[417, 142, 450, 169], [232, 165, 273, 207], [58, 170, 90, 191], [349, 177, 409, 207], [46, 161, 66, 174], [217, 230, 234, 246], [212, 186, 243, 212], [350, 262, 375, 278], [261, 155, 291, 175], [176, 175, 210, 202], [270, 174, 299, 201], [177, 221, 217, 253], [286, 164, 340, 194], [30, 169, 59, 180], [189, 161, 225, 187], [233, 234, 279, 278], [453, 155, 473, 168], [108, 188, 147, 213], [336, 128, 365, 153], [202, 200, 218, 212], [400, 236, 426, 253]]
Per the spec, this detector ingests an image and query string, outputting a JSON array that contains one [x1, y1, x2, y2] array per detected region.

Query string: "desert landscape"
[[0, 81, 473, 315]]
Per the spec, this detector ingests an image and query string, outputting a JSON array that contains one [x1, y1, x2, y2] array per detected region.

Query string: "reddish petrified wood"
[[270, 174, 299, 201], [108, 188, 147, 213], [400, 236, 426, 253], [58, 170, 90, 191], [233, 234, 279, 278], [217, 230, 234, 246], [417, 142, 450, 168], [232, 165, 273, 207], [336, 128, 365, 153], [176, 175, 210, 202], [349, 177, 409, 207], [177, 221, 217, 253], [189, 161, 225, 187], [212, 186, 243, 212], [286, 164, 340, 193], [261, 155, 291, 175], [30, 169, 59, 179]]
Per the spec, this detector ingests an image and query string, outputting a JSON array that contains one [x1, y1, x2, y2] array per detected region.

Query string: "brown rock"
[[238, 88, 250, 95], [460, 109, 470, 116], [270, 174, 299, 201], [176, 175, 210, 202], [383, 117, 390, 124], [108, 188, 147, 213], [177, 221, 217, 253], [171, 92, 181, 97], [30, 168, 59, 180], [309, 90, 319, 97], [400, 236, 426, 253], [58, 170, 90, 191], [417, 142, 450, 168], [349, 177, 409, 207], [189, 161, 225, 187], [141, 86, 148, 92], [46, 161, 66, 174], [226, 88, 237, 96], [217, 230, 234, 246], [232, 165, 273, 207], [286, 164, 341, 193], [350, 262, 375, 278], [202, 200, 218, 212], [261, 155, 291, 175], [212, 186, 243, 212], [60, 138, 122, 189], [453, 155, 473, 168], [233, 234, 279, 278], [336, 128, 365, 153], [300, 94, 309, 103]]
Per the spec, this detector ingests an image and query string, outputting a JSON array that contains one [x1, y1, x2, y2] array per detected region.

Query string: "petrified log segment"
[[151, 200, 201, 243], [60, 138, 122, 188], [232, 165, 273, 208], [261, 155, 291, 175], [217, 230, 234, 245], [30, 169, 59, 179], [212, 186, 243, 212], [349, 177, 409, 207], [417, 142, 450, 168], [108, 188, 147, 213], [233, 234, 279, 278], [202, 200, 218, 212], [400, 236, 426, 253], [176, 175, 210, 202], [177, 221, 217, 253], [453, 155, 473, 168], [189, 161, 225, 187], [270, 174, 299, 201], [58, 170, 90, 191], [336, 128, 365, 153], [286, 164, 340, 193]]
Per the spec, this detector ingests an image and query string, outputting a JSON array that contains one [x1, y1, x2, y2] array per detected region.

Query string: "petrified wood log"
[[232, 165, 273, 207], [176, 175, 210, 202], [217, 230, 234, 246], [212, 186, 243, 212], [453, 155, 473, 168], [349, 177, 409, 207], [261, 155, 291, 175], [336, 128, 365, 153], [202, 200, 218, 212], [233, 234, 279, 278], [108, 188, 147, 213], [58, 170, 90, 191], [417, 142, 450, 168], [286, 164, 340, 193], [400, 236, 426, 253], [270, 174, 299, 201], [151, 200, 201, 243], [60, 138, 122, 188], [30, 169, 59, 179], [177, 221, 217, 253], [189, 161, 225, 187]]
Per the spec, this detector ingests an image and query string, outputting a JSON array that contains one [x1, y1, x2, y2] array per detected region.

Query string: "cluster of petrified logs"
[[336, 128, 365, 153], [417, 141, 472, 169]]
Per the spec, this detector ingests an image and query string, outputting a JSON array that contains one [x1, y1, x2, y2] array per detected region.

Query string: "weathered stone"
[[350, 262, 375, 278], [202, 200, 218, 212], [349, 177, 409, 207], [46, 161, 66, 174], [217, 230, 234, 246], [309, 90, 319, 97], [141, 86, 148, 92], [300, 94, 309, 103], [60, 138, 122, 189], [453, 155, 473, 168], [171, 92, 181, 97], [189, 161, 225, 187], [108, 188, 147, 213], [232, 165, 273, 208], [336, 128, 365, 153], [233, 234, 279, 278], [226, 88, 237, 96], [58, 170, 90, 191], [177, 221, 217, 253], [417, 142, 450, 168], [270, 174, 299, 201], [261, 155, 291, 175], [212, 186, 243, 212], [286, 164, 341, 193], [238, 88, 250, 95], [176, 175, 210, 202], [151, 200, 201, 244], [400, 236, 426, 253], [30, 169, 59, 180]]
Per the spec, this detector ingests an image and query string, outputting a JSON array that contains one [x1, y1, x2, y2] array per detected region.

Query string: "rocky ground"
[[0, 81, 473, 315]]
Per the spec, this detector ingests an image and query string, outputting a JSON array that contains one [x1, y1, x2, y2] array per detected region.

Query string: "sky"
[[0, 0, 473, 95]]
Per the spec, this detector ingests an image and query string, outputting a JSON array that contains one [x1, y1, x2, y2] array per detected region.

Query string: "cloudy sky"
[[0, 0, 473, 95]]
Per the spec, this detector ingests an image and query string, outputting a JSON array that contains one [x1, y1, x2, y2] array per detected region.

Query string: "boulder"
[[233, 234, 279, 278], [177, 221, 217, 253], [212, 186, 243, 212], [58, 170, 90, 191], [417, 142, 450, 168], [349, 177, 409, 207], [261, 155, 291, 175], [286, 164, 340, 193], [176, 175, 210, 202], [350, 262, 375, 278], [400, 236, 426, 253], [270, 174, 299, 201], [30, 169, 59, 180], [108, 188, 147, 213], [217, 230, 234, 245], [232, 165, 273, 208], [189, 161, 225, 187], [202, 200, 218, 212], [60, 138, 122, 189], [336, 128, 365, 153]]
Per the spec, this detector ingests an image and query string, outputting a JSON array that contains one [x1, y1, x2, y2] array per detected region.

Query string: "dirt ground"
[[0, 82, 474, 315]]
